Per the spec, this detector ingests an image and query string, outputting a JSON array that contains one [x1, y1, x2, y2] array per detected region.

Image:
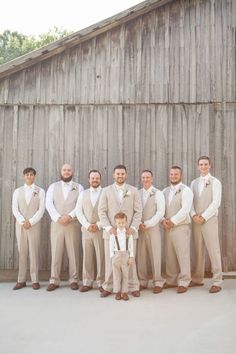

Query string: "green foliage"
[[0, 27, 72, 65]]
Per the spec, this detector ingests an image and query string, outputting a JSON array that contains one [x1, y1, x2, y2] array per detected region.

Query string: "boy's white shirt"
[[109, 228, 134, 258]]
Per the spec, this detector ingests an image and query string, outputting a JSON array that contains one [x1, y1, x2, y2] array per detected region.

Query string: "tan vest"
[[163, 185, 189, 225], [18, 186, 40, 219], [53, 181, 80, 215], [192, 176, 214, 215], [81, 189, 101, 224], [141, 188, 157, 222]]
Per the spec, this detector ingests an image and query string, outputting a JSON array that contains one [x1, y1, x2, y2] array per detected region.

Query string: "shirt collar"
[[115, 183, 126, 191], [90, 186, 102, 192], [143, 186, 153, 194], [170, 182, 182, 191], [61, 180, 73, 186], [117, 228, 126, 233], [200, 173, 211, 181], [24, 183, 35, 189]]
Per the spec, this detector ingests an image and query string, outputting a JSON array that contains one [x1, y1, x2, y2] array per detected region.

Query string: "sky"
[[0, 0, 141, 36]]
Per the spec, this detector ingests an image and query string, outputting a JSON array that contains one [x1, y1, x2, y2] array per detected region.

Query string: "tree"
[[0, 27, 72, 65]]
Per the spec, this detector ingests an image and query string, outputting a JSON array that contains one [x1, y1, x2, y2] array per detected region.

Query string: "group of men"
[[12, 155, 223, 296]]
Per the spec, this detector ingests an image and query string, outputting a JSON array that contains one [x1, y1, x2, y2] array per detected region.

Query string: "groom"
[[98, 164, 142, 297]]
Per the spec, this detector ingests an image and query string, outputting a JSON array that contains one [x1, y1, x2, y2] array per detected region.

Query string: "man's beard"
[[61, 175, 73, 182], [170, 180, 181, 185]]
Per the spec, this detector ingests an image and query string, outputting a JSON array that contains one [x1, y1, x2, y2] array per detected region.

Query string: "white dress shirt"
[[163, 183, 193, 225], [46, 180, 84, 222], [12, 183, 45, 225], [190, 174, 222, 221], [76, 186, 102, 230], [141, 186, 165, 227], [109, 228, 134, 258]]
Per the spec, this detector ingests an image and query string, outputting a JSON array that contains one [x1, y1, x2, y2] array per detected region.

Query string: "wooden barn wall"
[[0, 0, 235, 273], [0, 103, 235, 272], [0, 0, 235, 105]]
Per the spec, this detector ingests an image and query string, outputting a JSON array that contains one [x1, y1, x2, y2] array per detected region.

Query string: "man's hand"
[[139, 223, 147, 232], [193, 215, 205, 225], [126, 228, 135, 236], [109, 227, 117, 236], [161, 219, 173, 230], [88, 224, 99, 233], [58, 215, 72, 225], [22, 220, 31, 229], [128, 257, 135, 265]]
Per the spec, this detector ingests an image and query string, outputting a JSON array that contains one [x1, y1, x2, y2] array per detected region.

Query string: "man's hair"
[[88, 169, 101, 178], [114, 212, 127, 221], [23, 167, 36, 175], [141, 169, 153, 176], [170, 166, 182, 173], [198, 156, 211, 164], [113, 164, 127, 172]]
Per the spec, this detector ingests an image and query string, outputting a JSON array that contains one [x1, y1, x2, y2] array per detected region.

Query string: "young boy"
[[109, 212, 135, 301]]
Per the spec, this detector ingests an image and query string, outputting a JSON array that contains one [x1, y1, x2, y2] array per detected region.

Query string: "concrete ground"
[[0, 279, 236, 354]]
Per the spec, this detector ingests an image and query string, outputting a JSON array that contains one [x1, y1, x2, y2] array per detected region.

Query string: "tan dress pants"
[[112, 251, 130, 293], [49, 221, 80, 285], [137, 228, 165, 287], [82, 230, 105, 287], [165, 224, 191, 287], [192, 216, 222, 286], [103, 238, 139, 292], [16, 222, 40, 283]]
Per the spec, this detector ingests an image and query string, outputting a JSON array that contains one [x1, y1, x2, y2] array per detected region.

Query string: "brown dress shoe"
[[153, 286, 162, 294], [139, 285, 147, 291], [13, 282, 26, 290], [189, 281, 204, 287], [177, 286, 188, 294], [98, 287, 104, 293], [115, 292, 122, 300], [32, 283, 40, 290], [131, 290, 140, 297], [209, 285, 222, 293], [70, 282, 79, 290], [80, 285, 92, 292], [47, 284, 59, 291], [122, 293, 129, 301], [100, 289, 112, 298]]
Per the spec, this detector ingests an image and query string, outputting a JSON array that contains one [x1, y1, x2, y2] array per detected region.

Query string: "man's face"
[[198, 159, 211, 176], [113, 168, 127, 186], [89, 172, 101, 188], [60, 164, 73, 182], [24, 172, 36, 185], [115, 218, 127, 230], [141, 171, 153, 190], [169, 168, 182, 185]]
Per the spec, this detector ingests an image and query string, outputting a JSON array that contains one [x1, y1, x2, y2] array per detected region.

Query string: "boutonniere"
[[71, 186, 77, 191], [123, 190, 131, 198], [205, 180, 210, 188], [33, 189, 39, 197], [149, 188, 156, 197], [175, 188, 181, 195]]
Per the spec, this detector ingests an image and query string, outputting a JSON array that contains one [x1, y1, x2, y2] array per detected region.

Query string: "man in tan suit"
[[76, 170, 104, 292], [191, 156, 222, 293], [12, 167, 45, 290], [137, 170, 165, 294], [46, 164, 84, 291], [98, 164, 142, 297], [161, 166, 193, 294]]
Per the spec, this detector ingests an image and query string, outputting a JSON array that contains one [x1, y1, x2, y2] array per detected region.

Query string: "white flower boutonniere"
[[33, 189, 39, 197], [123, 190, 131, 198], [205, 180, 210, 188], [149, 188, 156, 197], [175, 188, 181, 195]]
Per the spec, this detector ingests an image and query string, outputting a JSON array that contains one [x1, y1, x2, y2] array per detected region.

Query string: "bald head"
[[60, 163, 73, 182]]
